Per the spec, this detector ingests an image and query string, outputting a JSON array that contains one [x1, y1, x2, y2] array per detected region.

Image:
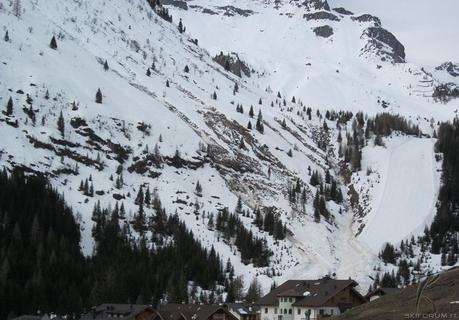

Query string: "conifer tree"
[[178, 19, 185, 34], [4, 30, 9, 42], [256, 110, 264, 134], [195, 180, 203, 197], [239, 137, 245, 149], [95, 88, 103, 104], [249, 105, 254, 118], [57, 111, 65, 138], [166, 80, 170, 87], [247, 121, 252, 130], [184, 65, 190, 73], [50, 35, 57, 50], [5, 97, 13, 116], [103, 60, 109, 71], [146, 68, 151, 77]]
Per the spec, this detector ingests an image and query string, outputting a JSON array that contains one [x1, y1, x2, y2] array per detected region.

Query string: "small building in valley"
[[365, 287, 400, 301], [256, 278, 366, 319], [224, 303, 259, 320], [156, 303, 239, 320], [80, 304, 158, 320]]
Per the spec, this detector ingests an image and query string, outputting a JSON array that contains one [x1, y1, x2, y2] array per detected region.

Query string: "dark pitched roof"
[[224, 303, 259, 315], [256, 279, 358, 307], [12, 315, 50, 320], [80, 304, 154, 320], [366, 287, 400, 298], [157, 304, 237, 320]]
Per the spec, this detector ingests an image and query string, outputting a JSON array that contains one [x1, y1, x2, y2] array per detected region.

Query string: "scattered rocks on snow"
[[216, 6, 254, 17]]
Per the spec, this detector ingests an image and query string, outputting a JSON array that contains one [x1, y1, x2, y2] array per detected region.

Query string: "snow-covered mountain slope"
[[0, 0, 380, 292], [0, 0, 457, 295], [163, 0, 458, 119], [330, 0, 459, 67]]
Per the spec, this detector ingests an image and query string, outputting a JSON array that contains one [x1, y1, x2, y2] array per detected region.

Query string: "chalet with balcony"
[[256, 278, 366, 319]]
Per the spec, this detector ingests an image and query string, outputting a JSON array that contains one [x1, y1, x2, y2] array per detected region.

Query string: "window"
[[330, 310, 334, 315], [289, 297, 292, 302], [297, 309, 301, 315], [288, 309, 292, 315], [274, 309, 277, 315], [265, 308, 268, 314], [319, 309, 324, 316], [284, 309, 287, 315]]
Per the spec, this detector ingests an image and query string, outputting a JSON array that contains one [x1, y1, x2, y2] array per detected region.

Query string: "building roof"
[[224, 303, 259, 315], [365, 287, 400, 298], [13, 315, 50, 320], [80, 304, 154, 320], [157, 304, 237, 320], [256, 279, 360, 307]]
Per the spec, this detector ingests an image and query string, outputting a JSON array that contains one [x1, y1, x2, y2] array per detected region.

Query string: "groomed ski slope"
[[358, 136, 439, 251]]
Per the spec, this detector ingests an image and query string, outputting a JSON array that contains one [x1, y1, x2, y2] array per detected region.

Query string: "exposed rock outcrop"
[[361, 27, 405, 63], [352, 14, 382, 27], [304, 11, 339, 21], [213, 52, 251, 78], [436, 62, 459, 77], [313, 25, 334, 38], [333, 7, 353, 15]]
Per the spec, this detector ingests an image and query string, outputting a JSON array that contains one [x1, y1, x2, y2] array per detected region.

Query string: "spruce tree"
[[50, 35, 58, 50], [178, 19, 185, 34], [249, 106, 254, 118], [184, 65, 190, 73], [103, 60, 109, 71], [95, 88, 103, 103], [5, 97, 13, 116], [57, 111, 65, 138], [4, 30, 9, 42], [247, 121, 252, 130], [146, 68, 151, 76]]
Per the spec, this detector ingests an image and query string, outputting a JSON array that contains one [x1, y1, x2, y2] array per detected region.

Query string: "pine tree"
[[178, 19, 185, 34], [184, 65, 190, 73], [4, 30, 9, 42], [146, 68, 151, 77], [249, 105, 254, 118], [103, 60, 109, 71], [95, 88, 103, 104], [233, 83, 239, 95], [256, 110, 264, 134], [245, 278, 262, 303], [281, 118, 287, 129], [5, 97, 13, 116], [235, 196, 243, 214], [247, 121, 252, 130], [195, 180, 203, 197], [166, 80, 170, 87], [239, 137, 245, 149], [57, 111, 65, 138], [50, 35, 58, 50]]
